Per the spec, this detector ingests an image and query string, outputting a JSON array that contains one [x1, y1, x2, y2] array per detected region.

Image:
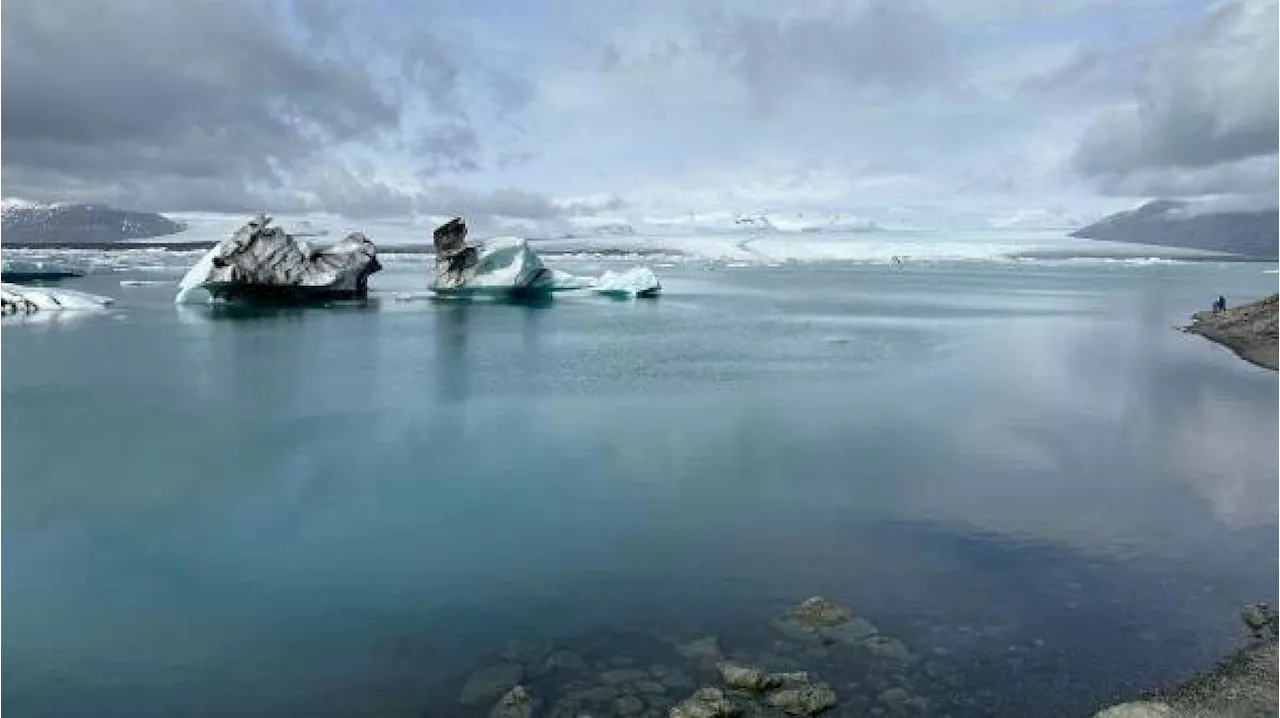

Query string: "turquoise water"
[[3, 255, 1277, 717]]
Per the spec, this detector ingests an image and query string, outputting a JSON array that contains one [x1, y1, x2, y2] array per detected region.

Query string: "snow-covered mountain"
[[2, 199, 188, 243]]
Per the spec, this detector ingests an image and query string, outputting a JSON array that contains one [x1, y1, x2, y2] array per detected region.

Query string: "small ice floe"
[[1, 259, 84, 282], [1, 282, 113, 316]]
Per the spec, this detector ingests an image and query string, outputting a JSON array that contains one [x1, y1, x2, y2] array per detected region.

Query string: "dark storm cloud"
[[0, 0, 486, 213], [698, 0, 954, 107], [1072, 0, 1278, 199]]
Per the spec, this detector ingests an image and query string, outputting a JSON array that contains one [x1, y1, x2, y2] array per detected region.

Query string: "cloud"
[[3, 0, 1266, 226], [1072, 0, 1279, 200], [0, 0, 498, 214], [697, 0, 955, 108]]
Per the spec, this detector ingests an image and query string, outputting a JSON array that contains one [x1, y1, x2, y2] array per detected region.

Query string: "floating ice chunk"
[[2, 282, 113, 315], [1, 259, 84, 282], [591, 267, 661, 298], [434, 236, 551, 291], [428, 218, 660, 299], [175, 214, 381, 304]]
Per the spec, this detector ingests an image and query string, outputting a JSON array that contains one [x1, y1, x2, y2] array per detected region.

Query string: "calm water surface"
[[3, 256, 1277, 717]]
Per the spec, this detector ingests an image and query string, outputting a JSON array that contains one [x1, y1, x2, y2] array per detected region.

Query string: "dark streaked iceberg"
[[1, 282, 113, 315], [175, 214, 381, 303]]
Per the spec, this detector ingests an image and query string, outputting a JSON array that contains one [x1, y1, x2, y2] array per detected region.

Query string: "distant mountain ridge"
[[2, 199, 187, 243], [1072, 200, 1278, 259]]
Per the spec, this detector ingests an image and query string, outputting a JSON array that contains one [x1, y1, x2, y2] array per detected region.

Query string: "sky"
[[2, 0, 1277, 231]]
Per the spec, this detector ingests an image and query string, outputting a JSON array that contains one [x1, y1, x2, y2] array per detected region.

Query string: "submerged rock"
[[711, 663, 836, 717], [675, 637, 724, 661], [669, 687, 741, 718], [490, 685, 537, 718], [615, 694, 646, 715], [786, 597, 853, 628], [461, 663, 525, 705], [543, 649, 589, 674], [601, 668, 650, 685], [772, 596, 883, 650], [175, 214, 380, 303], [1, 282, 113, 315], [503, 637, 555, 666], [763, 683, 838, 716], [716, 663, 783, 693], [1240, 603, 1278, 639]]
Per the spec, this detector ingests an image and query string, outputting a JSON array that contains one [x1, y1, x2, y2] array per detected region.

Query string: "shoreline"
[[1184, 294, 1279, 370], [1097, 637, 1278, 717]]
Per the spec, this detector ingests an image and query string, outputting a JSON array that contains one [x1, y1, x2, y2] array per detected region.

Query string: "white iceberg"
[[1, 282, 114, 315], [175, 214, 381, 304], [591, 267, 661, 297], [430, 219, 660, 299]]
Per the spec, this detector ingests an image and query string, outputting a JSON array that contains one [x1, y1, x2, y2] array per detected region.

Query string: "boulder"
[[763, 683, 838, 716], [175, 214, 380, 303]]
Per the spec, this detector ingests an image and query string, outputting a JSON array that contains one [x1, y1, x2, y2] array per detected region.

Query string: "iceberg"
[[429, 218, 660, 299], [175, 214, 381, 304], [591, 267, 661, 298], [2, 282, 113, 315]]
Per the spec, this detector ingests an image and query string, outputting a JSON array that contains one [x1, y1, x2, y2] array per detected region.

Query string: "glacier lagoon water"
[[2, 245, 1277, 717]]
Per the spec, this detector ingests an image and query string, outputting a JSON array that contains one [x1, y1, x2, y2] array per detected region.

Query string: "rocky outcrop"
[[1, 199, 187, 244], [1184, 294, 1278, 370], [1, 282, 113, 315], [174, 214, 380, 303]]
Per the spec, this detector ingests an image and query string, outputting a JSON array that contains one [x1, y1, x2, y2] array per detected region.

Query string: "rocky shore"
[[1095, 605, 1278, 718], [1184, 294, 1278, 370]]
